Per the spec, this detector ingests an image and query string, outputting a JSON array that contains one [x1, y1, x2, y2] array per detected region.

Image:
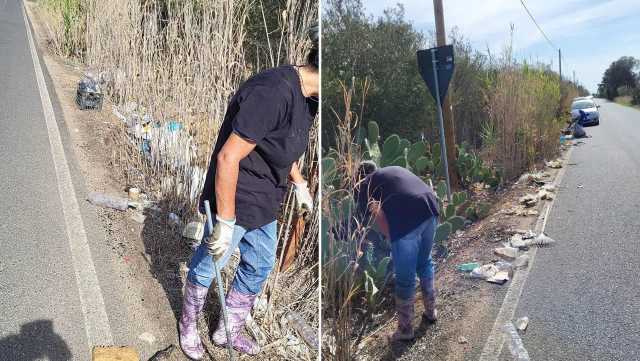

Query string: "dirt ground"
[[353, 155, 569, 361]]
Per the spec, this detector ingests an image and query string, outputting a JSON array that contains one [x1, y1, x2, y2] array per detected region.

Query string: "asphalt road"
[[506, 100, 640, 360], [0, 1, 144, 359]]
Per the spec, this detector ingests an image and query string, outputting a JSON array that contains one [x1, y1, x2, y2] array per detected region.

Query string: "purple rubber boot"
[[391, 296, 415, 341], [420, 277, 438, 324], [179, 280, 209, 360], [212, 288, 260, 355]]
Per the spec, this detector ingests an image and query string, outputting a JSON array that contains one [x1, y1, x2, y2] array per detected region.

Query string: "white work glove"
[[206, 215, 235, 259], [293, 181, 313, 218]]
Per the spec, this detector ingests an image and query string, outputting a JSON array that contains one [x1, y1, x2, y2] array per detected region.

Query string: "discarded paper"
[[522, 233, 556, 247], [494, 246, 519, 260], [471, 264, 498, 280], [546, 160, 563, 169], [487, 270, 510, 285], [515, 316, 529, 332]]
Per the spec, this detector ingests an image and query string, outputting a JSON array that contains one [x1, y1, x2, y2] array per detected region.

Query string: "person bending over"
[[354, 162, 440, 341]]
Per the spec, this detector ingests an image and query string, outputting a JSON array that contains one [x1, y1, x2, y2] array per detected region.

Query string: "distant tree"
[[322, 0, 434, 147], [599, 56, 639, 100]]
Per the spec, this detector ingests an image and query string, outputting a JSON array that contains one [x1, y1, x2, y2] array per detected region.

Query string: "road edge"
[[21, 0, 114, 347], [478, 145, 575, 360]]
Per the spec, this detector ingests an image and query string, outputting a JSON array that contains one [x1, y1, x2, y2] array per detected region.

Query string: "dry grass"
[[321, 79, 379, 360], [485, 52, 567, 180]]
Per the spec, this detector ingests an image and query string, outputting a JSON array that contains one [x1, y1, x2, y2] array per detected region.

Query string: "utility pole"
[[573, 70, 576, 85], [558, 48, 562, 81], [432, 0, 459, 189]]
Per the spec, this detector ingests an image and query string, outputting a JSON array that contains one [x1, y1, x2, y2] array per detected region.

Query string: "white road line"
[[479, 146, 574, 361], [22, 1, 113, 346]]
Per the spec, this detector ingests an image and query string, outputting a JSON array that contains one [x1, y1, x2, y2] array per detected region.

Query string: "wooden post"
[[558, 48, 562, 80], [432, 0, 459, 189]]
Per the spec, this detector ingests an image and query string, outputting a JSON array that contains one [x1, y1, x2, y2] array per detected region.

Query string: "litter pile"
[[112, 102, 206, 205], [457, 230, 556, 286], [504, 169, 560, 216]]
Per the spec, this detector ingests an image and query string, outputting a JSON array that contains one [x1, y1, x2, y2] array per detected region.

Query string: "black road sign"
[[417, 45, 455, 105]]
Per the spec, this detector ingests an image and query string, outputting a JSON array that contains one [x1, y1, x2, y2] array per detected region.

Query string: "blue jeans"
[[187, 220, 277, 295], [391, 217, 438, 300]]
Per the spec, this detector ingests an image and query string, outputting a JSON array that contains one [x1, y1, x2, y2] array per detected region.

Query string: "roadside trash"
[[519, 194, 538, 207], [128, 187, 141, 201], [88, 192, 129, 211], [573, 123, 587, 138], [130, 212, 146, 224], [546, 160, 563, 169], [542, 184, 557, 192], [502, 322, 530, 361], [517, 173, 531, 184], [510, 234, 527, 249], [76, 74, 103, 110], [494, 246, 519, 260], [514, 229, 536, 238], [495, 261, 513, 273], [246, 313, 267, 346], [537, 189, 554, 201], [168, 212, 180, 226], [487, 270, 510, 285], [92, 346, 138, 361], [523, 233, 556, 247], [178, 262, 189, 283], [513, 254, 530, 268], [166, 120, 183, 133], [286, 311, 319, 350], [458, 335, 468, 344], [511, 207, 538, 217], [182, 221, 205, 241], [138, 331, 156, 345], [518, 172, 550, 186], [147, 344, 179, 361], [515, 316, 529, 332], [471, 264, 498, 279], [456, 262, 481, 272]]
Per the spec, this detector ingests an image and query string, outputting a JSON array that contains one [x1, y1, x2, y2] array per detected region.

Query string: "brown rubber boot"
[[390, 296, 415, 341]]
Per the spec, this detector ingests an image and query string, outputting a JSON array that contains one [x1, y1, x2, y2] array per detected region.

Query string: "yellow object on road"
[[92, 346, 139, 361]]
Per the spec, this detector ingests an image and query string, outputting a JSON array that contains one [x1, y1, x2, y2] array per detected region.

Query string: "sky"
[[363, 0, 640, 93]]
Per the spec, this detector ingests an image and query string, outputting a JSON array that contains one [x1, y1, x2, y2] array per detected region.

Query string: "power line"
[[519, 0, 557, 50]]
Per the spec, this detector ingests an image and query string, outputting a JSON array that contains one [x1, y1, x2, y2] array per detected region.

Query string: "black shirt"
[[200, 66, 317, 229], [355, 166, 440, 241]]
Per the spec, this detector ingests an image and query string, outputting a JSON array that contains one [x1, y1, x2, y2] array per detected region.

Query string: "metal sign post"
[[430, 48, 452, 202], [417, 45, 455, 202]]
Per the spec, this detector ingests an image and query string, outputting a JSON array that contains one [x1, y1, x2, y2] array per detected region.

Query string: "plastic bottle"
[[502, 322, 530, 361], [286, 311, 318, 350], [87, 192, 129, 211]]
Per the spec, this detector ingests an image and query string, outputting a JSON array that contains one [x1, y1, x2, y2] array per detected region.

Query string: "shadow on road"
[[0, 319, 71, 361]]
